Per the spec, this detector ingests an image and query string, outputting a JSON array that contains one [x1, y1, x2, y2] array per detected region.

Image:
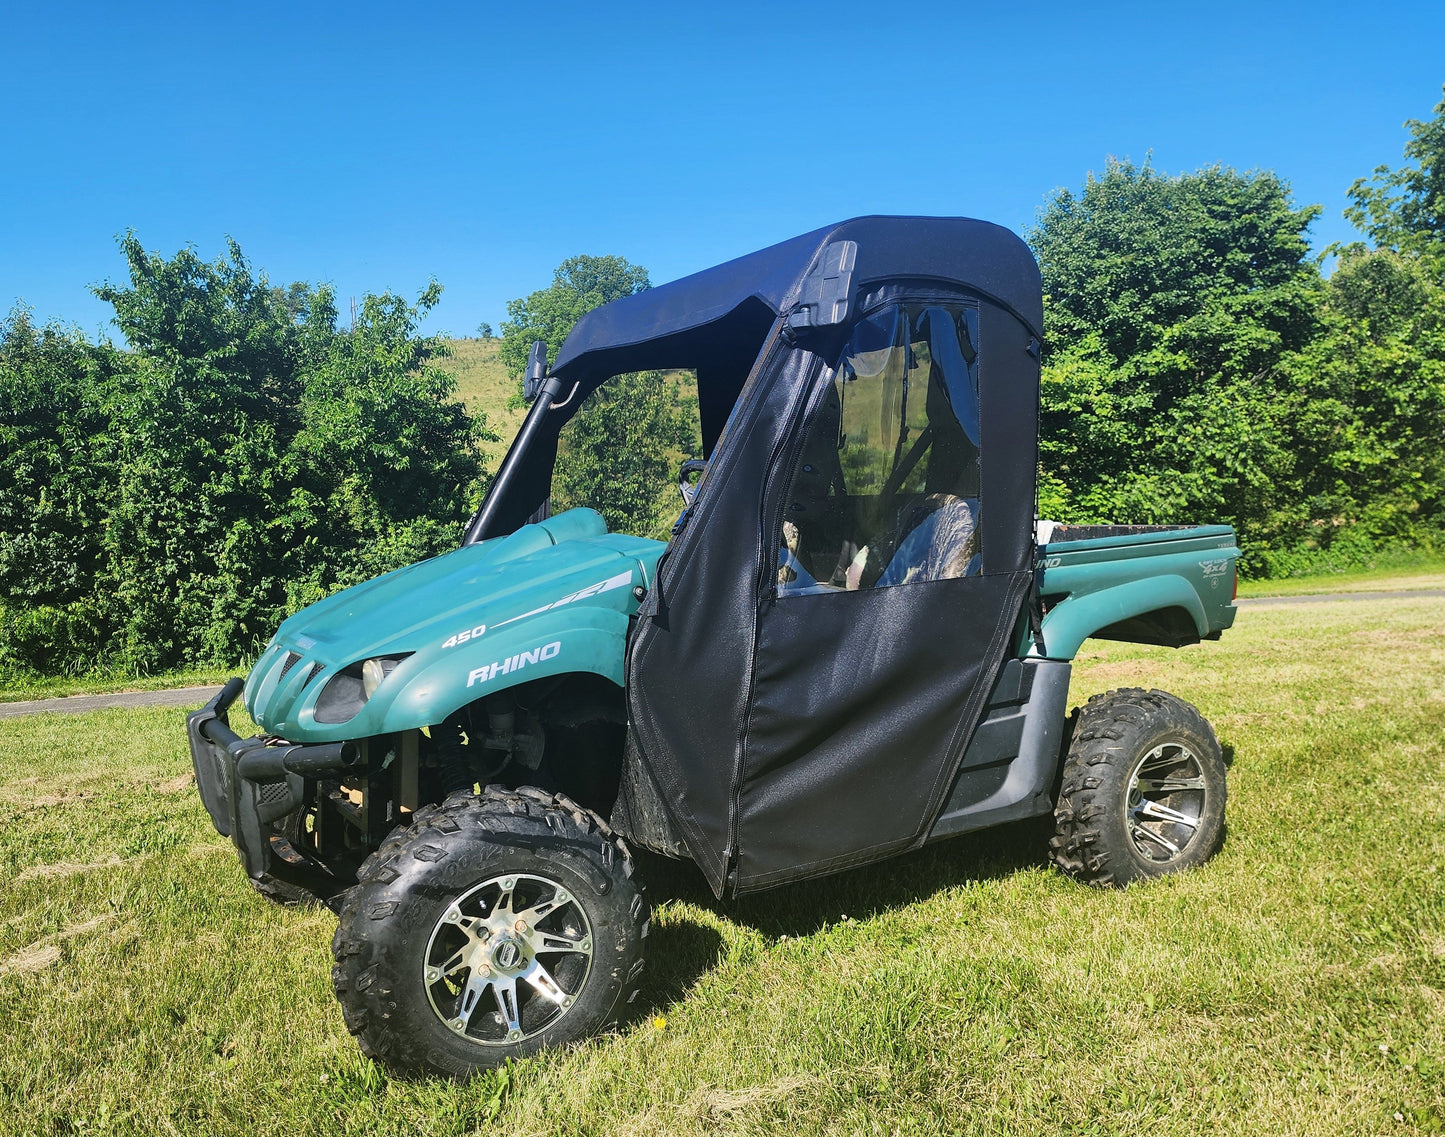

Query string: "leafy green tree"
[[1029, 159, 1322, 560], [93, 236, 328, 667], [1279, 85, 1445, 570], [500, 254, 650, 376], [1276, 247, 1445, 564], [1033, 159, 1321, 371], [288, 285, 492, 607], [500, 254, 697, 535], [552, 371, 696, 536], [0, 310, 125, 673], [0, 310, 120, 607], [1343, 85, 1445, 266], [0, 236, 489, 678]]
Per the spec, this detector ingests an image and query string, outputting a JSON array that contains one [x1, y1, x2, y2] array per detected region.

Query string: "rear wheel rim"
[[1124, 743, 1208, 864], [423, 872, 594, 1045]]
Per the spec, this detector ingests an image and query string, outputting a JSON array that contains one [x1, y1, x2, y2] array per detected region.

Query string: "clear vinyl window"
[[777, 302, 981, 594]]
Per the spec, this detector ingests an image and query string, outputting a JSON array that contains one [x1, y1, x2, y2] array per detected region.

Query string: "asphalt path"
[[1235, 587, 1445, 607], [2, 586, 1443, 718], [0, 686, 218, 719]]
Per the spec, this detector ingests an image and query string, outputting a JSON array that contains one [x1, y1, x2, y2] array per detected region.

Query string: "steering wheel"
[[677, 458, 707, 507]]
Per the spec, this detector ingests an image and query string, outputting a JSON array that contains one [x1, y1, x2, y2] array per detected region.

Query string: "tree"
[[288, 285, 492, 606], [1, 236, 490, 678], [476, 321, 494, 339], [0, 309, 120, 607], [500, 254, 697, 535], [93, 236, 334, 667], [1029, 159, 1322, 561], [552, 372, 695, 536], [499, 255, 650, 376], [1277, 247, 1445, 564], [1343, 85, 1445, 266], [0, 310, 125, 674], [1032, 158, 1321, 371]]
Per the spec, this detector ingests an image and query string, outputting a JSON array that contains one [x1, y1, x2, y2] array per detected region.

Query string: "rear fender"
[[1035, 575, 1207, 660]]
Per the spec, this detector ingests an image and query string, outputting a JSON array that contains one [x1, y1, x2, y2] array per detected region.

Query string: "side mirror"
[[523, 340, 548, 402], [785, 239, 857, 334]]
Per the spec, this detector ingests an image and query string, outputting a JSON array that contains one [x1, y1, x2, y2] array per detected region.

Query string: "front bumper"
[[186, 680, 358, 889]]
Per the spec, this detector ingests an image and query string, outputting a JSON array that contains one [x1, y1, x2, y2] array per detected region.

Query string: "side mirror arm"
[[522, 340, 548, 402]]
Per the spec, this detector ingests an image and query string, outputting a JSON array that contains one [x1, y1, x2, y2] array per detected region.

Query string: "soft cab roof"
[[550, 216, 1042, 385]]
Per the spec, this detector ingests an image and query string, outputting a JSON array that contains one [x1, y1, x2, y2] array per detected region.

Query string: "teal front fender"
[[365, 604, 632, 732], [1033, 574, 1207, 661]]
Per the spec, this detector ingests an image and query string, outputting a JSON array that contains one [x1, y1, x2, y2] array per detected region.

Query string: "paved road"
[[0, 685, 218, 719], [2, 586, 1443, 718], [1236, 587, 1445, 607]]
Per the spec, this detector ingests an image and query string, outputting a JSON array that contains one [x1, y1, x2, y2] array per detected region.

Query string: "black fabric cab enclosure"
[[607, 217, 1042, 896]]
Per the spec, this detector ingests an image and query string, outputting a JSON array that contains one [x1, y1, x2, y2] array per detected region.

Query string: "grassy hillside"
[[439, 338, 525, 470], [2, 583, 1443, 1135]]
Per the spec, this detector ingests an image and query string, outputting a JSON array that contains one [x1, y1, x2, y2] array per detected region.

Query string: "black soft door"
[[625, 326, 815, 896], [734, 299, 1030, 889], [627, 297, 1038, 895]]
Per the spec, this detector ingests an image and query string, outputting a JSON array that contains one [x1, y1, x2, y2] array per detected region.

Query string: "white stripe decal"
[[491, 569, 635, 631]]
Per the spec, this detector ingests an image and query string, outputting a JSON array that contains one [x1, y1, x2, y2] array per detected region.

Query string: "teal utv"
[[187, 217, 1241, 1078]]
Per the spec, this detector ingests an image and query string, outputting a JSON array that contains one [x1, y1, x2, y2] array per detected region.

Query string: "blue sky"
[[2, 0, 1442, 341]]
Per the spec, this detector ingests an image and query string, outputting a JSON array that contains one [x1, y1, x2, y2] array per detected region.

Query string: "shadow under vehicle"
[[186, 216, 1241, 1078]]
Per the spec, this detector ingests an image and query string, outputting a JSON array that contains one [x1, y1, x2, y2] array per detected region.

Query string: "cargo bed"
[[1032, 523, 1240, 658]]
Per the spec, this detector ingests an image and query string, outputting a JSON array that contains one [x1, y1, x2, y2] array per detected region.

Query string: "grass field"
[[2, 592, 1443, 1135], [438, 338, 525, 472]]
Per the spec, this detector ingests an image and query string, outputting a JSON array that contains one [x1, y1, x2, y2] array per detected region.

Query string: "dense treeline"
[[0, 238, 488, 677], [1031, 148, 1445, 573], [2, 88, 1442, 679]]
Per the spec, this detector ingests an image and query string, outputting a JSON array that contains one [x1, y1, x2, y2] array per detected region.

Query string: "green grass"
[[2, 599, 1443, 1135]]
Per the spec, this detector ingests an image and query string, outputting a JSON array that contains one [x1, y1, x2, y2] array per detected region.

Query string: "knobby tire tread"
[[330, 785, 647, 1077], [1049, 687, 1224, 888]]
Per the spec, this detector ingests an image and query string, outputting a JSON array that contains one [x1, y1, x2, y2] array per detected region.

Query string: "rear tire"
[[332, 786, 647, 1078], [1050, 688, 1226, 887]]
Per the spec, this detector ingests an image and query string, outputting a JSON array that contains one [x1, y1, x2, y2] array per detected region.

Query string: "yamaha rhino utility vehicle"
[[187, 216, 1241, 1078]]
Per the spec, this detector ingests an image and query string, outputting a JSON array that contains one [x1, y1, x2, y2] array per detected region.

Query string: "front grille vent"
[[258, 780, 291, 805], [278, 652, 301, 680], [303, 663, 324, 688]]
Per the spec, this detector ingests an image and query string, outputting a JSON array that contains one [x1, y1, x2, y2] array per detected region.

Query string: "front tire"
[[1050, 688, 1226, 887], [332, 786, 647, 1078]]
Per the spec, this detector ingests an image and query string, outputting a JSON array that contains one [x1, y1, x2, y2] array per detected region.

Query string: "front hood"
[[243, 509, 663, 737]]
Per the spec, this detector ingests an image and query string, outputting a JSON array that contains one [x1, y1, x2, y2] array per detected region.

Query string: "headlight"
[[361, 656, 400, 698], [315, 654, 411, 725]]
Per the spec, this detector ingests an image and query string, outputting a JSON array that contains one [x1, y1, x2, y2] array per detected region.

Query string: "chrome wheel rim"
[[423, 872, 593, 1045], [1125, 743, 1208, 863]]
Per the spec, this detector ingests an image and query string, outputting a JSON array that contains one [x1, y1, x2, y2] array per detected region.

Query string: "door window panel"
[[777, 302, 982, 594]]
